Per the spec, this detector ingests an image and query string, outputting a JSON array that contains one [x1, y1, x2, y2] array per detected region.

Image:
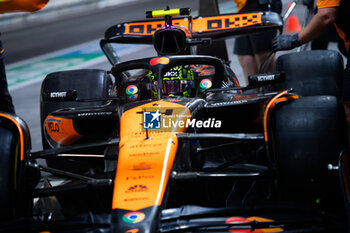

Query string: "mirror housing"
[[153, 29, 187, 55]]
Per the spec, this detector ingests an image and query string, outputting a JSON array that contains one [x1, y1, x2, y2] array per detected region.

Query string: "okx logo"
[[143, 110, 161, 129]]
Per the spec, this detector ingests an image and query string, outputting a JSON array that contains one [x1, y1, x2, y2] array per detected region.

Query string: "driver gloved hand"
[[272, 33, 301, 52]]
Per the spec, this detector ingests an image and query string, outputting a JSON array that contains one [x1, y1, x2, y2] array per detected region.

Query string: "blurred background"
[[0, 0, 315, 151]]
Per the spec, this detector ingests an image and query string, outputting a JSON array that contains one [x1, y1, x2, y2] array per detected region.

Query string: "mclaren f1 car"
[[0, 5, 349, 233]]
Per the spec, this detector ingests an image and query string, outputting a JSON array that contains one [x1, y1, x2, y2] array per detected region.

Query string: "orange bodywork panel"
[[226, 216, 284, 232], [125, 18, 190, 36], [0, 113, 25, 160], [263, 93, 299, 142], [0, 0, 49, 13], [192, 13, 262, 32], [246, 216, 283, 232], [45, 115, 82, 146], [123, 13, 262, 36], [112, 101, 191, 211]]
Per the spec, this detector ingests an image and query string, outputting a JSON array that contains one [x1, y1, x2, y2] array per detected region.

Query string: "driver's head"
[[148, 65, 194, 97]]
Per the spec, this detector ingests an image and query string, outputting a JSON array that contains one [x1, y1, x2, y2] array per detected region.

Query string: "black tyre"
[[272, 96, 345, 204], [276, 50, 343, 97], [0, 127, 17, 220], [0, 116, 33, 222]]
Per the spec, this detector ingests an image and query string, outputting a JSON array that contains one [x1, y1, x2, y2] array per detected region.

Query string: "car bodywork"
[[0, 6, 349, 233]]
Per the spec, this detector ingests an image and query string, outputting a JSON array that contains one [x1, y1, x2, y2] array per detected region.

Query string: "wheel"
[[273, 50, 347, 218], [272, 96, 345, 206], [0, 117, 33, 222], [275, 50, 343, 97], [0, 127, 17, 220]]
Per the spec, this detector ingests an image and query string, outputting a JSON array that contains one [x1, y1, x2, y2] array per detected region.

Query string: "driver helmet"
[[148, 65, 194, 97]]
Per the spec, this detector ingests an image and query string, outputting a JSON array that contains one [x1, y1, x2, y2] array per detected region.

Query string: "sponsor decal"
[[192, 13, 261, 32], [50, 91, 67, 98], [45, 116, 81, 145], [129, 162, 155, 171], [150, 57, 170, 66], [257, 74, 275, 82], [44, 90, 77, 101], [129, 146, 162, 151], [130, 131, 166, 137], [164, 70, 179, 77], [143, 110, 161, 129], [124, 197, 149, 202], [125, 229, 139, 233], [126, 184, 149, 193], [127, 94, 139, 101], [47, 122, 60, 132], [126, 175, 155, 181], [124, 13, 260, 36], [122, 212, 146, 224], [199, 79, 212, 89], [125, 19, 189, 36], [126, 85, 138, 95]]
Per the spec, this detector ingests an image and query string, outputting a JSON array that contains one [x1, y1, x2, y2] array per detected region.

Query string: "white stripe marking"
[[155, 138, 173, 205], [58, 153, 105, 158]]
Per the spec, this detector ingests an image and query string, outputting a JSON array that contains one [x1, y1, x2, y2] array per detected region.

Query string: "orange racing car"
[[0, 5, 349, 233]]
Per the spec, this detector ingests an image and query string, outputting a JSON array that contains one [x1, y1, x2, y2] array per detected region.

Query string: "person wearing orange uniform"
[[0, 0, 48, 113], [273, 0, 350, 125], [233, 0, 282, 85], [0, 0, 48, 13]]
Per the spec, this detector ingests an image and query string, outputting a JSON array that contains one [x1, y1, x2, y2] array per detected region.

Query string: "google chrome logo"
[[200, 79, 212, 89], [126, 85, 138, 95], [122, 212, 146, 224]]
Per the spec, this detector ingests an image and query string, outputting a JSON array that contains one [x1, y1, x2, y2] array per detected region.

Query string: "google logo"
[[122, 211, 146, 224]]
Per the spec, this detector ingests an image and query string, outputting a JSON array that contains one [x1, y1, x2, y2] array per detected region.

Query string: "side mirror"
[[153, 29, 187, 55]]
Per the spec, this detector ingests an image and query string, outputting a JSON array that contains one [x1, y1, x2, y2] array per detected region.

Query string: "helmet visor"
[[162, 80, 190, 95]]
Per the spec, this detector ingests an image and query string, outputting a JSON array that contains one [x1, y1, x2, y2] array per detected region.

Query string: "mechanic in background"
[[272, 0, 350, 126], [0, 0, 49, 113], [233, 0, 282, 85], [310, 7, 346, 55]]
